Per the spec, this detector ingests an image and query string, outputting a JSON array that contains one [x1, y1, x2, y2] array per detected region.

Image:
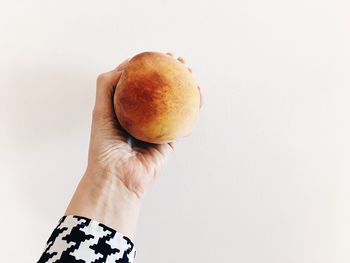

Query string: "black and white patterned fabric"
[[37, 215, 136, 263]]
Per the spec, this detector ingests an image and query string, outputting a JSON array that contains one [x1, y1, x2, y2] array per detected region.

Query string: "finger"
[[153, 141, 175, 157], [198, 86, 203, 109], [143, 143, 174, 169], [116, 58, 129, 71], [94, 69, 122, 119], [187, 67, 192, 73], [177, 56, 185, 64], [168, 140, 176, 150], [132, 138, 175, 159]]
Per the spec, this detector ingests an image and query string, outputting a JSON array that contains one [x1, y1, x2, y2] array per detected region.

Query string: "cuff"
[[38, 215, 136, 263]]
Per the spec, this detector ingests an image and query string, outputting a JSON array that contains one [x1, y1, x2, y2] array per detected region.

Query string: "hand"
[[65, 55, 202, 237], [86, 56, 202, 200]]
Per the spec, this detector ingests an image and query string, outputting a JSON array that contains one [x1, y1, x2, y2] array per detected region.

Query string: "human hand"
[[65, 54, 202, 237], [86, 55, 203, 200]]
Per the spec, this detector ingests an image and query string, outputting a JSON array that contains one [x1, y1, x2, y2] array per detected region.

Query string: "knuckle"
[[96, 73, 108, 85]]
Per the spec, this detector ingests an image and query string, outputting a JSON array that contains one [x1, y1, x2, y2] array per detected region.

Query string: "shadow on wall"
[[7, 65, 95, 216]]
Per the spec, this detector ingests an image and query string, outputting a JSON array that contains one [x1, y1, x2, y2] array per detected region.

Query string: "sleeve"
[[37, 215, 136, 263]]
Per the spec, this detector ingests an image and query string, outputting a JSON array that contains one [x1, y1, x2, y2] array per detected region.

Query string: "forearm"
[[37, 170, 140, 263], [65, 169, 142, 239]]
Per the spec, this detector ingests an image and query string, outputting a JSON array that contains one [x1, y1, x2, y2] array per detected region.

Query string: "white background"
[[1, 0, 350, 262]]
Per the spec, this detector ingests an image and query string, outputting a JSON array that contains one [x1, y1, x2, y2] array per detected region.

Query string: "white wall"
[[1, 0, 350, 262]]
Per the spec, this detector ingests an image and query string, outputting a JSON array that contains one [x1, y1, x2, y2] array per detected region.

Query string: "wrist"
[[65, 168, 142, 239], [84, 166, 143, 204]]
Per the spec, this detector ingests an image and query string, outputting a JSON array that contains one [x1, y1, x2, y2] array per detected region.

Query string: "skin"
[[65, 54, 203, 240]]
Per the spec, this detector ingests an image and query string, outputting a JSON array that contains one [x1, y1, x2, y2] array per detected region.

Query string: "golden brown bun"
[[114, 51, 200, 144]]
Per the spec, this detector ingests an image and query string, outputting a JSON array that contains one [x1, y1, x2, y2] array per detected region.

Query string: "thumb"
[[93, 69, 122, 119]]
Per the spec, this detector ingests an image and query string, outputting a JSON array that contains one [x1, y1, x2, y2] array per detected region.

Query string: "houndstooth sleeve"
[[37, 215, 136, 263]]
